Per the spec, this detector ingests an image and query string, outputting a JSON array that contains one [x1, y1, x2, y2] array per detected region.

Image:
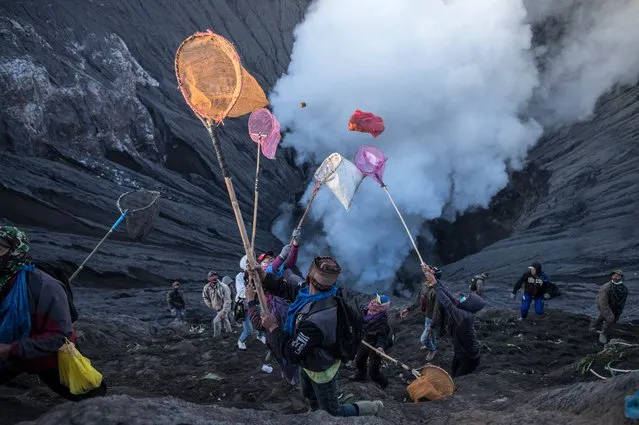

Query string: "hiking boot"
[[372, 375, 388, 389], [257, 334, 267, 345], [237, 339, 247, 351], [426, 351, 436, 361], [349, 371, 367, 381], [354, 400, 384, 417], [599, 332, 607, 344]]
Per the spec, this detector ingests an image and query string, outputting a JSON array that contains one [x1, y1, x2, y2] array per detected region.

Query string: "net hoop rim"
[[116, 190, 161, 214], [314, 152, 343, 183], [174, 31, 244, 126]]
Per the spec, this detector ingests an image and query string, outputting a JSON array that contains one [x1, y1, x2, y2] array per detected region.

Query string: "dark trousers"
[[354, 344, 388, 387], [0, 364, 107, 401], [299, 368, 358, 416], [451, 355, 480, 378]]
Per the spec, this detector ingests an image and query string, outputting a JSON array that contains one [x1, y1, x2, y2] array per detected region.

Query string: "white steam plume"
[[528, 0, 639, 124], [270, 0, 639, 287]]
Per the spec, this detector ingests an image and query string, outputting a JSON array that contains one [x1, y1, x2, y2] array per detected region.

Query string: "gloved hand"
[[509, 293, 516, 300], [291, 228, 301, 241], [278, 244, 292, 259]]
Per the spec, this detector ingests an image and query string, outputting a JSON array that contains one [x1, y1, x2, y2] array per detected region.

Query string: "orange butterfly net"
[[175, 30, 269, 309]]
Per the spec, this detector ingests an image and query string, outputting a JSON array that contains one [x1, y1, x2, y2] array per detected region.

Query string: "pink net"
[[248, 108, 281, 160], [262, 118, 281, 160], [354, 145, 387, 186]]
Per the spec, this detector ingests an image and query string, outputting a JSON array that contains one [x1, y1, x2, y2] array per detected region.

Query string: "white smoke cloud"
[[528, 0, 639, 124], [269, 0, 639, 287]]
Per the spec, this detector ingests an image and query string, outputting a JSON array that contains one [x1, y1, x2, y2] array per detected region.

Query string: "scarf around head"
[[0, 226, 30, 291]]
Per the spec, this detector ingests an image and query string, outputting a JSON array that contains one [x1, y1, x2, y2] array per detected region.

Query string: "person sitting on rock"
[[590, 270, 628, 344], [511, 262, 547, 320], [166, 280, 186, 321], [469, 272, 489, 296], [257, 229, 301, 278], [400, 264, 442, 361], [0, 226, 107, 400], [252, 256, 384, 417], [433, 268, 485, 378], [202, 271, 232, 338], [351, 294, 392, 388]]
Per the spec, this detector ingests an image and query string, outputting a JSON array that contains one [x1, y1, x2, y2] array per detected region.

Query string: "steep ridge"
[[0, 0, 310, 287]]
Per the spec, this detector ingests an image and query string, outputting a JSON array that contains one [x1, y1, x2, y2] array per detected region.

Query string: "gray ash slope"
[[437, 84, 639, 319], [0, 0, 310, 287]]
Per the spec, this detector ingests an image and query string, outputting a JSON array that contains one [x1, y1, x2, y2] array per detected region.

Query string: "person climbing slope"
[[202, 271, 232, 338], [166, 280, 186, 321], [433, 266, 485, 378], [252, 256, 384, 417], [511, 262, 548, 320], [469, 272, 489, 296], [589, 270, 628, 344], [351, 294, 392, 388], [0, 226, 107, 400], [400, 265, 442, 361]]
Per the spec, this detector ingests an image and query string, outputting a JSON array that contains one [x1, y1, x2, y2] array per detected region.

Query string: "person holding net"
[[252, 257, 384, 417]]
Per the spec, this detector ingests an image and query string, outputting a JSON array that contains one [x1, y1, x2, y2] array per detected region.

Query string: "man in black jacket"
[[252, 256, 383, 417], [510, 262, 548, 321]]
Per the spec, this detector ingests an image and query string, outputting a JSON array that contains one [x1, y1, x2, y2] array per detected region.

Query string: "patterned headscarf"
[[0, 226, 31, 289]]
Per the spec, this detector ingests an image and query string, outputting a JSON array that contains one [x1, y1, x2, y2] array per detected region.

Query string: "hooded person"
[[511, 262, 548, 320], [166, 280, 186, 321], [351, 294, 392, 388], [236, 255, 267, 348], [400, 264, 442, 361], [469, 272, 489, 296], [0, 226, 107, 400], [202, 271, 232, 337], [252, 256, 384, 417], [589, 270, 628, 344], [431, 267, 484, 378]]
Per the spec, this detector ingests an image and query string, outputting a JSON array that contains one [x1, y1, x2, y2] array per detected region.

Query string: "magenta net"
[[354, 144, 387, 186], [248, 108, 281, 159]]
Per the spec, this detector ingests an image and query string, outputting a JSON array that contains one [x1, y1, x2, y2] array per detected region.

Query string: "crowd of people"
[[0, 224, 631, 417]]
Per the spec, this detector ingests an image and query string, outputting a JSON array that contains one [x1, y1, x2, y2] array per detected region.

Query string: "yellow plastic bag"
[[58, 339, 103, 395]]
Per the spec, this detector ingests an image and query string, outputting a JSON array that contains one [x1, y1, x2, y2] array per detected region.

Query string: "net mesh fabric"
[[175, 31, 268, 124], [117, 190, 160, 241], [248, 108, 281, 159], [407, 365, 455, 402], [316, 153, 364, 210], [354, 144, 387, 186]]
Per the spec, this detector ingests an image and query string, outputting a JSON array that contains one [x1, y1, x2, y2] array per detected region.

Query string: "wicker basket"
[[406, 365, 455, 402]]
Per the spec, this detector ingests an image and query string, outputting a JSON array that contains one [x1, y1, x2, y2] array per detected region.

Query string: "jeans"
[[239, 302, 254, 343], [213, 311, 232, 337], [171, 308, 186, 320], [420, 317, 438, 352], [299, 369, 358, 416], [451, 355, 480, 378], [520, 293, 544, 319]]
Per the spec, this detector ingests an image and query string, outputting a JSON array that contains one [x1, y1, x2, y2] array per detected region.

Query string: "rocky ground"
[[1, 286, 637, 424]]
